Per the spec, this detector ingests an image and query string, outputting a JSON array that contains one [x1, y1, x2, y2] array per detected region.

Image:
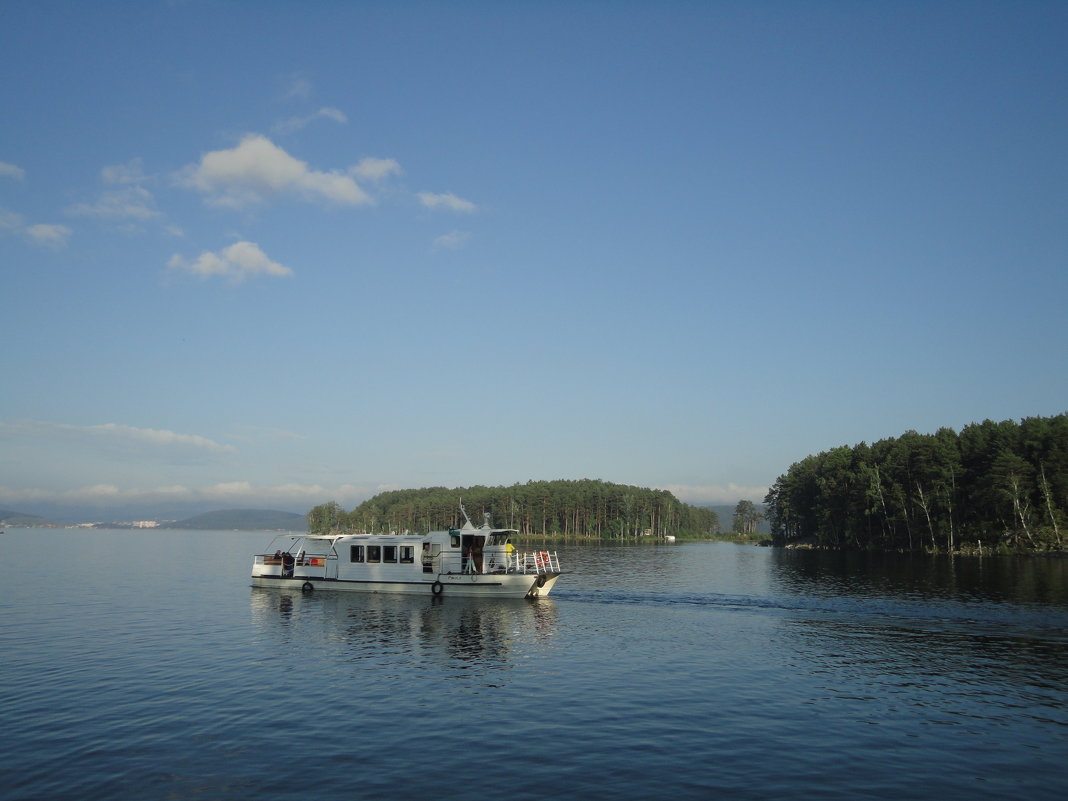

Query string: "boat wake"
[[553, 587, 1068, 639]]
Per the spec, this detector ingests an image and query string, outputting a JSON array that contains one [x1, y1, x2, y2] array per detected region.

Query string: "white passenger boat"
[[250, 509, 562, 598]]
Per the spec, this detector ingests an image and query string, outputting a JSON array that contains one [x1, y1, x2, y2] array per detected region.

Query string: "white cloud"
[[351, 157, 402, 182], [658, 483, 769, 504], [203, 481, 255, 498], [432, 229, 472, 250], [25, 223, 71, 248], [418, 191, 476, 213], [280, 73, 313, 101], [0, 486, 51, 504], [85, 423, 235, 453], [101, 157, 149, 185], [177, 134, 372, 208], [0, 419, 235, 455], [0, 480, 383, 511], [168, 240, 293, 283], [273, 106, 349, 134], [67, 186, 161, 220], [1, 208, 71, 248], [319, 107, 347, 124], [0, 206, 24, 231], [0, 161, 26, 180], [65, 157, 175, 233]]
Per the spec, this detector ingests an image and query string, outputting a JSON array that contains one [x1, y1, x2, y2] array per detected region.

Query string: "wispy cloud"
[[0, 420, 235, 455], [418, 191, 476, 213], [177, 134, 372, 208], [1, 206, 71, 249], [24, 223, 72, 249], [432, 229, 472, 250], [0, 207, 25, 231], [350, 157, 402, 182], [0, 480, 383, 510], [168, 240, 293, 283], [0, 161, 26, 180], [273, 106, 348, 134], [84, 423, 235, 452], [279, 72, 313, 101], [65, 157, 170, 231], [67, 185, 161, 220], [101, 157, 150, 185]]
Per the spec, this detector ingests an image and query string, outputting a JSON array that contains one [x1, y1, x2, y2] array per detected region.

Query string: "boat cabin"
[[250, 509, 561, 598]]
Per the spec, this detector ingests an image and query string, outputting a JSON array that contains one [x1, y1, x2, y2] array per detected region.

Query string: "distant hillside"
[[168, 509, 306, 531], [703, 504, 771, 536], [0, 508, 61, 528]]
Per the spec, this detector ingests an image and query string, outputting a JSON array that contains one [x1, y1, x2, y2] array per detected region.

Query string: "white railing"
[[510, 551, 560, 575]]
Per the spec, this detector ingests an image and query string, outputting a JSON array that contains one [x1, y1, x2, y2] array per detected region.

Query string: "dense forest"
[[764, 414, 1067, 553], [308, 479, 720, 540]]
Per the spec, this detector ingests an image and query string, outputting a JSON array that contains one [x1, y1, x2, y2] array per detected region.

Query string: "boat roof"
[[280, 508, 518, 543]]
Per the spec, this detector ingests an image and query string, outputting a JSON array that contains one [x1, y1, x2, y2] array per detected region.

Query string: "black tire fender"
[[301, 581, 314, 592], [431, 581, 444, 595], [536, 575, 546, 588]]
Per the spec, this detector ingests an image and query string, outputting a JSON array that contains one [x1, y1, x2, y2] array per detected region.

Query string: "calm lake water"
[[2, 529, 1066, 800]]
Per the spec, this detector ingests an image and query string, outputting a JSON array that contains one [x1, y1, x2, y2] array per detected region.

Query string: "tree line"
[[763, 414, 1067, 553], [308, 479, 720, 540], [731, 500, 764, 535]]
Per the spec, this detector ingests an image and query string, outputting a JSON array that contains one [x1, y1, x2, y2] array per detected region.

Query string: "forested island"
[[308, 479, 720, 540], [764, 414, 1067, 554]]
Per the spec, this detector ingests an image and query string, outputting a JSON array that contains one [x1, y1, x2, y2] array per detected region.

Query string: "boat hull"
[[250, 572, 560, 598]]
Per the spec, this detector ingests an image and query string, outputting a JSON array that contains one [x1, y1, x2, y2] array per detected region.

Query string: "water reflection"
[[782, 613, 1068, 680], [769, 547, 1068, 607], [249, 588, 559, 673], [768, 548, 1068, 728]]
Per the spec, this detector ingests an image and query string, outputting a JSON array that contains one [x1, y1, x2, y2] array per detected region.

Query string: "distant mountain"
[[0, 508, 61, 528], [167, 508, 306, 531]]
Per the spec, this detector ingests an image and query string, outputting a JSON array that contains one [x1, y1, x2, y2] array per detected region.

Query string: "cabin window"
[[383, 545, 397, 563], [350, 545, 364, 563], [367, 545, 381, 563], [400, 546, 414, 564], [450, 534, 460, 548]]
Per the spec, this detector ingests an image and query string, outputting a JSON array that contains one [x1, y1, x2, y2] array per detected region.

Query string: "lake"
[[1, 529, 1066, 800]]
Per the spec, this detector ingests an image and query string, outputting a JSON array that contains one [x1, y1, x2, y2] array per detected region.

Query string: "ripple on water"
[[1, 532, 1067, 801]]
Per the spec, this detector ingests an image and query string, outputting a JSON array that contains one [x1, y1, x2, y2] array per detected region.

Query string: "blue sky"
[[2, 1, 1066, 519]]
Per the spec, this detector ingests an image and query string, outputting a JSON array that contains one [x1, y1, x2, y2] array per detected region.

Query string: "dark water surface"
[[2, 530, 1066, 800]]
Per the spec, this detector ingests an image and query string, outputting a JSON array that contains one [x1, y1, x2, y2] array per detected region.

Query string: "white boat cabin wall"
[[251, 512, 562, 598]]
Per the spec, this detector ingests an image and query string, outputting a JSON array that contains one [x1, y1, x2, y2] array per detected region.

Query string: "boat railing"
[[510, 550, 560, 575], [445, 550, 560, 576]]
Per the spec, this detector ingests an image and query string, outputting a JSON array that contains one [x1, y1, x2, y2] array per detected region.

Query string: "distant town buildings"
[[72, 520, 161, 529]]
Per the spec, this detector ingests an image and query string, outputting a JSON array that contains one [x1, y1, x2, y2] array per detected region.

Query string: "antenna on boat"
[[459, 499, 471, 528]]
